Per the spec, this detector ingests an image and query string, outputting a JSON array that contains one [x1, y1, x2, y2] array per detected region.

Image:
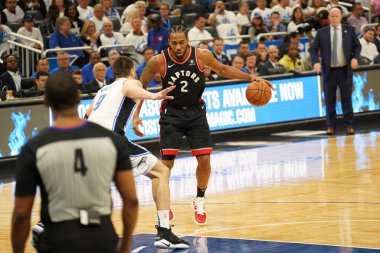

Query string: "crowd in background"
[[0, 0, 379, 98]]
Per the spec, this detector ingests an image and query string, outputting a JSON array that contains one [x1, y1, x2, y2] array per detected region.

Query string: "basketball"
[[245, 79, 272, 106]]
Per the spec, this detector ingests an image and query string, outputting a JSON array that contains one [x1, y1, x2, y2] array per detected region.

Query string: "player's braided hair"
[[169, 25, 189, 37]]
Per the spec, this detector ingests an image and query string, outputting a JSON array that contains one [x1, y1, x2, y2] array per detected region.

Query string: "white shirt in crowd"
[[359, 37, 379, 63], [17, 27, 43, 47], [272, 4, 292, 23], [215, 11, 238, 26], [250, 8, 273, 26], [90, 16, 109, 32], [124, 31, 148, 53], [188, 27, 213, 47], [293, 4, 315, 16], [2, 6, 25, 23], [236, 13, 250, 26], [98, 32, 126, 47], [77, 6, 94, 21]]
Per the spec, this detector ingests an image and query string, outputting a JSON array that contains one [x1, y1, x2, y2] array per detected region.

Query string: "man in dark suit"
[[374, 24, 380, 53], [0, 55, 34, 97], [84, 62, 108, 92], [259, 45, 286, 76], [310, 8, 361, 135]]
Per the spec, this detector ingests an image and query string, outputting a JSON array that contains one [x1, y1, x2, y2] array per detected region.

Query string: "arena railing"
[[7, 32, 44, 77], [256, 32, 288, 42], [96, 43, 136, 55], [42, 46, 93, 58]]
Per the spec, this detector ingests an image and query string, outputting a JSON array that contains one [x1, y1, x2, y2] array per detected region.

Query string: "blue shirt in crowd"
[[49, 31, 85, 57]]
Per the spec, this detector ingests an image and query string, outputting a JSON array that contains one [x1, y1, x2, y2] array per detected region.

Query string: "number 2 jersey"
[[161, 46, 206, 106], [15, 121, 131, 225]]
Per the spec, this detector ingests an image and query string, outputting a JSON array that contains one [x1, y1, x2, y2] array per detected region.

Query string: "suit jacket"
[[83, 79, 108, 93], [258, 60, 285, 76], [0, 72, 34, 96], [309, 24, 361, 79]]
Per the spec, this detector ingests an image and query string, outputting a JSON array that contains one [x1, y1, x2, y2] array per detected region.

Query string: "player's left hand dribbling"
[[252, 76, 275, 91]]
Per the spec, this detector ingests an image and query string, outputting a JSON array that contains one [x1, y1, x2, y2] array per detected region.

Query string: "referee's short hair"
[[45, 73, 79, 111], [112, 56, 134, 78]]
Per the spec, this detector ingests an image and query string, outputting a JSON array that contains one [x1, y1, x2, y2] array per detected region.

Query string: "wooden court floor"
[[1, 131, 380, 252]]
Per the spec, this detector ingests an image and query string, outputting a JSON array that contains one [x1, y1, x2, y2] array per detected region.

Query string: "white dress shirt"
[[8, 70, 22, 91], [188, 27, 213, 47], [330, 24, 346, 67], [359, 38, 379, 63]]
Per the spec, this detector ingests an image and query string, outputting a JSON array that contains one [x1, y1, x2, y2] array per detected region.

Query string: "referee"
[[11, 73, 138, 253]]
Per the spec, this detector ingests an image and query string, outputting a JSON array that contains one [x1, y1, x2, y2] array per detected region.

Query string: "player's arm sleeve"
[[113, 136, 132, 172], [15, 144, 38, 197]]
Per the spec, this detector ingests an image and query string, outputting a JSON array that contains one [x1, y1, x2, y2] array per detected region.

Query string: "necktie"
[[332, 28, 338, 66]]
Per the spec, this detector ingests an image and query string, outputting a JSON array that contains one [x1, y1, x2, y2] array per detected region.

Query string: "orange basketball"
[[245, 79, 272, 107]]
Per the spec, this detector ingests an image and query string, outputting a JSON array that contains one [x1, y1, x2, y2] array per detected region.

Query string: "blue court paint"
[[131, 234, 380, 252]]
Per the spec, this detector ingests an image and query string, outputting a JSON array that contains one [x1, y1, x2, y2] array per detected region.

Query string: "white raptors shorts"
[[130, 153, 158, 177]]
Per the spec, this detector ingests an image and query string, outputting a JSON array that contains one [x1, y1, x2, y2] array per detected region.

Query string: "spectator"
[[31, 58, 50, 78], [38, 4, 59, 40], [105, 50, 119, 82], [0, 19, 13, 56], [49, 51, 80, 75], [272, 0, 292, 23], [287, 7, 307, 33], [71, 69, 84, 88], [81, 51, 101, 83], [19, 0, 47, 20], [278, 42, 305, 71], [259, 45, 284, 76], [64, 2, 84, 35], [188, 15, 213, 47], [203, 65, 217, 81], [136, 46, 159, 88], [231, 54, 245, 71], [84, 62, 108, 91], [17, 15, 43, 49], [237, 41, 250, 59], [147, 14, 169, 54], [267, 11, 287, 40], [1, 0, 24, 24], [347, 3, 368, 33], [79, 20, 99, 50], [0, 55, 34, 94], [49, 16, 88, 60], [236, 1, 250, 29], [102, 0, 121, 25], [293, 0, 315, 19], [212, 37, 230, 65], [359, 26, 378, 64], [134, 1, 148, 33], [125, 17, 148, 54], [97, 19, 127, 57], [278, 31, 301, 58], [374, 24, 380, 53], [248, 13, 269, 42], [250, 0, 272, 27], [31, 70, 48, 90], [91, 4, 109, 32], [326, 0, 350, 17], [120, 6, 138, 34], [255, 42, 268, 64], [306, 9, 330, 32], [374, 53, 380, 64], [77, 0, 94, 21], [52, 0, 65, 17], [197, 41, 209, 49], [242, 52, 258, 75], [159, 3, 171, 29], [207, 0, 237, 26], [311, 0, 326, 10]]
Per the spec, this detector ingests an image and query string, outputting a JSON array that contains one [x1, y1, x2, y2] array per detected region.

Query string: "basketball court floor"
[[1, 121, 380, 252]]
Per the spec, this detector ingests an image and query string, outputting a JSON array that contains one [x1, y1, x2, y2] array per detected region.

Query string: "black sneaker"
[[31, 222, 45, 249], [154, 225, 190, 249]]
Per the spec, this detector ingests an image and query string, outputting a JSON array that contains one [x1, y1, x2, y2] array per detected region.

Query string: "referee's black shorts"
[[37, 216, 118, 253], [159, 99, 213, 159]]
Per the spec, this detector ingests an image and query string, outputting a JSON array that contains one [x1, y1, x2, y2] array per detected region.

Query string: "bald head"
[[329, 8, 342, 28]]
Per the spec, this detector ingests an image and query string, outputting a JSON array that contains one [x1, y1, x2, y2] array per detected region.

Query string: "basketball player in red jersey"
[[133, 25, 273, 225]]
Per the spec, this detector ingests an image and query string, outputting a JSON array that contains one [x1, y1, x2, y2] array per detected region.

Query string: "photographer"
[[305, 9, 330, 38]]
